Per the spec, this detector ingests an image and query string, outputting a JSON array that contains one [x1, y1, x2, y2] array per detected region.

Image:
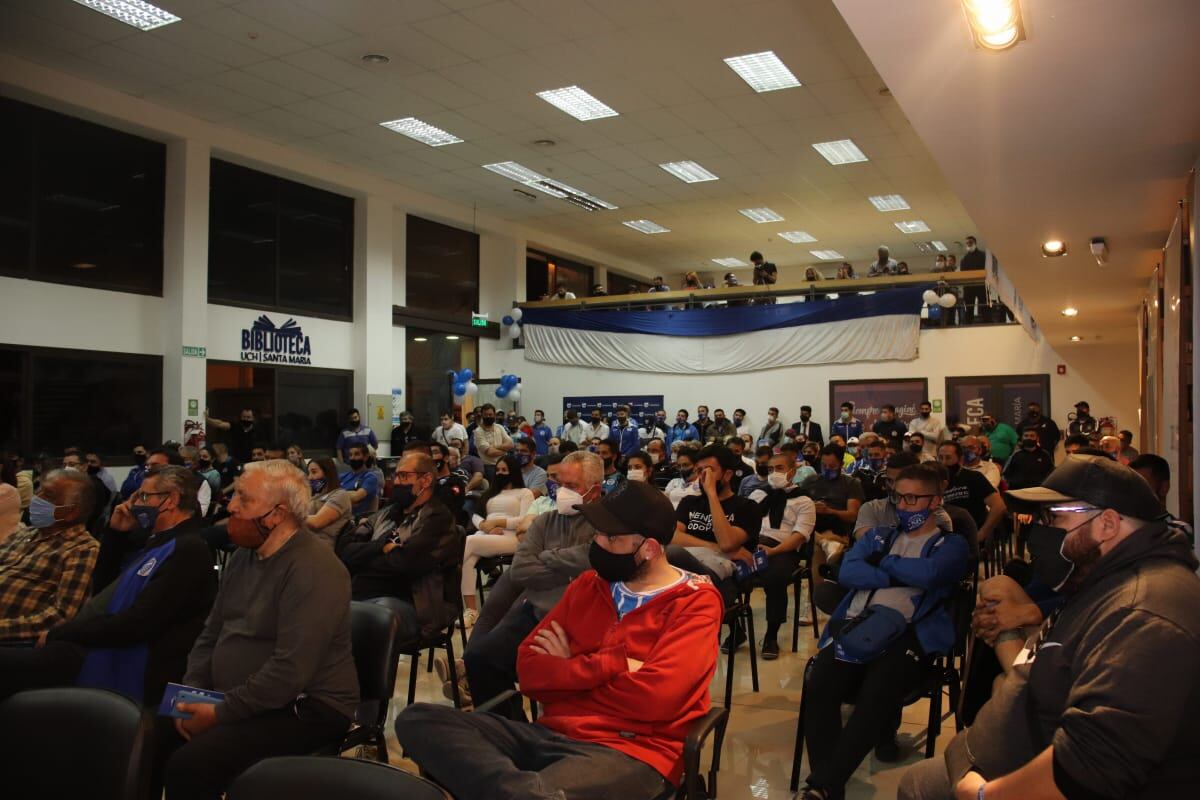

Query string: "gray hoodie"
[[944, 522, 1200, 798], [507, 510, 595, 617]]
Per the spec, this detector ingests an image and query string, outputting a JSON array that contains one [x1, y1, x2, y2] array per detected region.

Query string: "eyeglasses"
[[1046, 503, 1101, 514], [134, 490, 170, 504], [889, 491, 939, 506], [394, 471, 424, 481]]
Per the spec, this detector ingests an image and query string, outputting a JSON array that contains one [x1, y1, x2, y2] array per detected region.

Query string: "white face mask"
[[767, 472, 790, 490], [556, 487, 586, 515], [649, 452, 661, 464], [627, 469, 646, 482]]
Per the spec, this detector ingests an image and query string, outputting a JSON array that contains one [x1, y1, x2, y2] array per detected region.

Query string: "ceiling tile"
[[413, 14, 518, 60], [190, 7, 310, 57], [210, 69, 308, 106], [238, 0, 358, 46], [243, 58, 344, 96]]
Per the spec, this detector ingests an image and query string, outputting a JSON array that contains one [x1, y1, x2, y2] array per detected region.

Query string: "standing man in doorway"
[[336, 408, 378, 464], [205, 408, 258, 465]]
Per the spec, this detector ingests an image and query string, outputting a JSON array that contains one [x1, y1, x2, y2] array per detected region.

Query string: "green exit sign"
[[470, 313, 488, 328], [182, 345, 207, 358]]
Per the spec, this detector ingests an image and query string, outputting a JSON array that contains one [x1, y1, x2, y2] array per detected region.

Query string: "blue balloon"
[[501, 315, 514, 326], [495, 385, 510, 398], [927, 305, 942, 320], [457, 368, 474, 383], [503, 374, 520, 388], [453, 381, 467, 396]]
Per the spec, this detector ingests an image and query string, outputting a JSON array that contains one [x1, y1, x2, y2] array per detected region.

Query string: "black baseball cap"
[[575, 480, 677, 543], [1004, 454, 1165, 521]]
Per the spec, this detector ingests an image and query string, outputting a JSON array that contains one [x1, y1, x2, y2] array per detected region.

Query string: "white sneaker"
[[459, 608, 479, 629], [797, 592, 812, 625]]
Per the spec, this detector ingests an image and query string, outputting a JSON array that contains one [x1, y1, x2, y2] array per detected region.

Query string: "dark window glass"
[[406, 215, 479, 315], [529, 249, 593, 298], [526, 254, 549, 301], [0, 346, 162, 462], [406, 330, 476, 427], [0, 96, 165, 295], [208, 159, 353, 319], [609, 273, 652, 295]]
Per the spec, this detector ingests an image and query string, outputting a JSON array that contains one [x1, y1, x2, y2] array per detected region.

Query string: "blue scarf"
[[76, 537, 178, 702]]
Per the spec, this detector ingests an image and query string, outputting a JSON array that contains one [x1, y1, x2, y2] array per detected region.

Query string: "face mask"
[[627, 468, 646, 482], [29, 495, 65, 529], [349, 458, 365, 470], [227, 507, 278, 549], [1029, 410, 1041, 419], [868, 458, 884, 470], [840, 412, 850, 421], [768, 414, 777, 422], [602, 457, 614, 468], [821, 468, 840, 481], [920, 411, 931, 419], [847, 446, 859, 456], [309, 478, 326, 493], [963, 451, 980, 465], [909, 443, 924, 453], [896, 507, 933, 532], [494, 473, 512, 489], [591, 418, 602, 426], [200, 458, 212, 467], [983, 422, 996, 432], [1026, 516, 1097, 591], [677, 418, 687, 425], [767, 472, 790, 490], [697, 412, 707, 420], [1022, 440, 1038, 450], [86, 465, 101, 475], [482, 417, 495, 427], [734, 416, 743, 425], [589, 538, 647, 583], [516, 453, 531, 466], [556, 487, 585, 515], [392, 483, 416, 509], [945, 464, 960, 478], [130, 501, 163, 531], [755, 463, 769, 478], [800, 414, 811, 422], [649, 452, 661, 464], [133, 453, 147, 466], [545, 480, 559, 501], [241, 421, 253, 430], [678, 468, 693, 480], [548, 445, 559, 455]]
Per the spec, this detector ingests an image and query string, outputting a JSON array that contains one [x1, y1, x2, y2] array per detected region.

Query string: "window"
[[0, 96, 166, 295], [406, 215, 479, 316], [527, 249, 593, 298], [208, 159, 354, 319], [608, 272, 653, 295], [0, 345, 162, 463], [205, 362, 351, 456], [406, 329, 477, 427]]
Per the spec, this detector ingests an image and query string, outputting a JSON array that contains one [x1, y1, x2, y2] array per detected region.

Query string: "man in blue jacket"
[[610, 405, 642, 459], [797, 463, 969, 800], [668, 409, 699, 447]]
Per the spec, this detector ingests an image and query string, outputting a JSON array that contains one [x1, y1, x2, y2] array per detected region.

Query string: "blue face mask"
[[896, 507, 933, 532], [516, 453, 531, 467], [29, 495, 65, 529], [868, 458, 885, 470], [130, 502, 162, 531], [545, 480, 559, 501], [822, 468, 840, 481], [963, 450, 980, 465], [309, 478, 326, 494]]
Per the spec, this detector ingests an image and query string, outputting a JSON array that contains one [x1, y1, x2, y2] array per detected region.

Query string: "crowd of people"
[[0, 389, 1196, 800]]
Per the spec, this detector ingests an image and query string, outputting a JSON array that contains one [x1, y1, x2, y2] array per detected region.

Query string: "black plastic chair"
[[227, 756, 446, 800], [316, 601, 401, 761], [475, 553, 514, 605], [0, 687, 153, 800], [724, 596, 759, 702], [401, 620, 464, 708]]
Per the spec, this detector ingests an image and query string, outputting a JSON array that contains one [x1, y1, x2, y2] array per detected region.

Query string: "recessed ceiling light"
[[1069, 335, 1082, 342], [483, 161, 617, 211], [712, 257, 747, 268], [623, 219, 671, 235], [659, 161, 719, 183], [868, 194, 910, 212], [361, 53, 391, 65], [738, 207, 784, 224], [532, 138, 557, 147], [413, 337, 428, 342], [894, 220, 931, 233], [445, 335, 460, 341], [1061, 307, 1079, 317], [779, 230, 817, 243], [1041, 240, 1067, 257], [812, 139, 868, 165], [962, 0, 1025, 51], [71, 0, 180, 30], [810, 249, 844, 260], [722, 51, 802, 93], [379, 117, 463, 147], [930, 240, 948, 252], [536, 86, 618, 121]]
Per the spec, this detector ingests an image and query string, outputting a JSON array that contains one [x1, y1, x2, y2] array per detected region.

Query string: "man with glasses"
[[901, 454, 1200, 800]]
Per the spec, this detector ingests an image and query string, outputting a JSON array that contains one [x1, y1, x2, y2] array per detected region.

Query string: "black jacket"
[[871, 418, 908, 444], [791, 420, 824, 446], [1002, 447, 1055, 490], [47, 518, 217, 706]]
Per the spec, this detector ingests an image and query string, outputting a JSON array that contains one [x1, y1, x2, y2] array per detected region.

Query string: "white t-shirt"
[[433, 423, 468, 449]]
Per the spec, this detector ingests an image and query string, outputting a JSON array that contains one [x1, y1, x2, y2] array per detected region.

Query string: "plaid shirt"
[[0, 523, 98, 642]]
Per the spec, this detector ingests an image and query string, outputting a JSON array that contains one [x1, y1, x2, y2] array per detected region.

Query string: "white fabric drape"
[[522, 314, 920, 374]]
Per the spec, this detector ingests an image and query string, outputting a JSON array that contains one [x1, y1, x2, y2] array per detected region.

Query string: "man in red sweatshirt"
[[395, 480, 723, 799]]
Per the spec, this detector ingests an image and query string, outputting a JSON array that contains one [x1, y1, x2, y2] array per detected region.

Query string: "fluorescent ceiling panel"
[[622, 219, 671, 235], [72, 0, 180, 29], [778, 230, 817, 243], [931, 240, 948, 252], [894, 219, 932, 233], [482, 161, 617, 210], [536, 86, 618, 121], [712, 257, 747, 268], [868, 194, 910, 212], [812, 139, 868, 165], [379, 117, 463, 146], [659, 161, 719, 183], [723, 51, 802, 93], [738, 207, 784, 223], [810, 249, 844, 260]]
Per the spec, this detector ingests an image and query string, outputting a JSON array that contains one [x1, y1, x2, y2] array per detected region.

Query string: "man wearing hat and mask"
[[1067, 401, 1098, 440], [396, 480, 723, 800], [900, 454, 1200, 800]]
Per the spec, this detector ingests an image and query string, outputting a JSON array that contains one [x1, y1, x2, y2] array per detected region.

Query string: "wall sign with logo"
[[240, 315, 312, 365], [563, 395, 665, 420], [945, 374, 1050, 429], [829, 379, 929, 430]]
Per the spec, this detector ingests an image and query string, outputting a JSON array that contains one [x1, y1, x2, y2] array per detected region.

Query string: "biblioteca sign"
[[240, 315, 313, 365]]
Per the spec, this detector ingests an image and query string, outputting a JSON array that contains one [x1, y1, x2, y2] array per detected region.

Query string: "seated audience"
[[737, 445, 775, 497], [900, 455, 1200, 800], [339, 443, 380, 517], [851, 439, 889, 501], [0, 469, 98, 643], [431, 443, 469, 522], [515, 438, 548, 496], [458, 454, 533, 626], [597, 439, 626, 494], [396, 480, 723, 800], [119, 444, 150, 500], [0, 484, 21, 543], [800, 446, 865, 591], [624, 450, 654, 483], [961, 434, 1001, 488], [1130, 452, 1193, 543], [304, 457, 352, 548], [163, 460, 359, 800], [63, 447, 111, 534], [1003, 428, 1056, 489], [800, 465, 970, 800], [646, 439, 676, 489], [664, 449, 699, 507], [938, 441, 1006, 542]]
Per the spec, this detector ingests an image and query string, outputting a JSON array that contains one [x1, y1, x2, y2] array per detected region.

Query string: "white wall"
[[1, 277, 163, 355], [487, 325, 1138, 444], [204, 305, 355, 370]]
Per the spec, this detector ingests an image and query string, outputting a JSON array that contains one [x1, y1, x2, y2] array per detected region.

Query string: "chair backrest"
[[349, 601, 401, 726], [0, 687, 151, 800], [228, 756, 446, 800]]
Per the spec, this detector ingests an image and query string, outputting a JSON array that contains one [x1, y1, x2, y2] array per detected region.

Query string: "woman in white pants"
[[461, 454, 533, 626]]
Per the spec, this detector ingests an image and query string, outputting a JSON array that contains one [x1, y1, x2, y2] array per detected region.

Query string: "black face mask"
[[920, 411, 931, 419], [800, 414, 811, 422], [755, 463, 769, 478], [493, 473, 512, 488], [1026, 514, 1099, 592], [591, 418, 602, 426], [349, 458, 365, 470], [588, 539, 647, 583], [241, 421, 254, 430], [1022, 440, 1038, 450], [392, 483, 416, 509], [909, 443, 923, 453], [602, 457, 614, 468], [86, 465, 100, 476], [133, 453, 147, 466], [482, 417, 496, 427]]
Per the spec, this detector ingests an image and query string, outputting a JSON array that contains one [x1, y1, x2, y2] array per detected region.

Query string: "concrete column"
[[593, 265, 608, 292], [353, 194, 395, 453], [161, 138, 209, 443]]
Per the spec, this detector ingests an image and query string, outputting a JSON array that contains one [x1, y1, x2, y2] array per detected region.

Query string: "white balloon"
[[939, 293, 957, 308], [507, 388, 521, 402], [922, 289, 940, 305], [508, 325, 522, 339], [510, 307, 523, 322], [465, 382, 479, 396]]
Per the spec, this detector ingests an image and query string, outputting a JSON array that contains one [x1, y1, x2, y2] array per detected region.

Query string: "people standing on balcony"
[[933, 254, 949, 273], [836, 262, 857, 279], [750, 250, 777, 305], [960, 235, 986, 271], [945, 254, 958, 271], [804, 267, 826, 281], [867, 246, 897, 277]]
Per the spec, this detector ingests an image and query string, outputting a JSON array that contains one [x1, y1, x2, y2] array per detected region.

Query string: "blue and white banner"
[[521, 286, 928, 374]]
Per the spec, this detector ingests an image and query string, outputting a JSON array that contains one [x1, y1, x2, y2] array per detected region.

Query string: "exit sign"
[[182, 345, 207, 358], [471, 313, 488, 328]]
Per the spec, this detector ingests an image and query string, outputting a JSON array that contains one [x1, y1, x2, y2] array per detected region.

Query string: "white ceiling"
[[833, 0, 1200, 345], [0, 0, 981, 278]]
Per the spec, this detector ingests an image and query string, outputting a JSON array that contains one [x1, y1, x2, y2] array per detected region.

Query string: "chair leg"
[[809, 573, 820, 639], [458, 611, 468, 650], [723, 619, 736, 709], [407, 652, 420, 706], [445, 638, 462, 709], [426, 647, 434, 672], [743, 602, 759, 693], [948, 668, 963, 732], [375, 733, 389, 763], [791, 578, 801, 653], [789, 656, 813, 792], [476, 567, 487, 605], [925, 677, 943, 759]]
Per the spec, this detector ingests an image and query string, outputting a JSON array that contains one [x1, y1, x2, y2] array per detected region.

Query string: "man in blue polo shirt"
[[340, 443, 380, 517], [530, 410, 554, 456], [611, 405, 641, 458], [336, 408, 378, 463]]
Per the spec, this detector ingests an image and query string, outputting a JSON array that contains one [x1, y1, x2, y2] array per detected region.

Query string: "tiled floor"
[[379, 604, 956, 799]]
